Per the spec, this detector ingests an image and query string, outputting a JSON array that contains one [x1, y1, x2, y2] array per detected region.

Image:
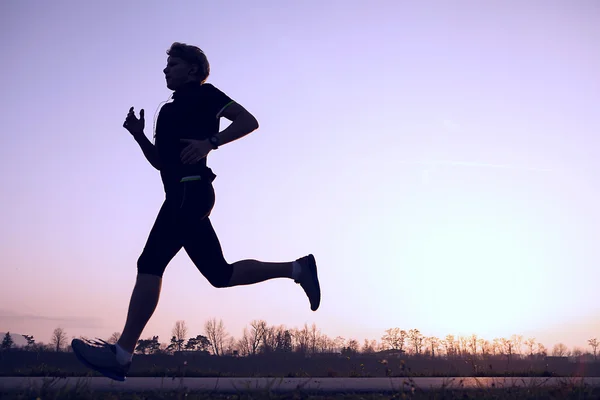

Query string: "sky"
[[1, 0, 599, 352]]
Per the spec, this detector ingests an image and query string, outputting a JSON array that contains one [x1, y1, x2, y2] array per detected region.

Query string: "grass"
[[1, 376, 599, 399]]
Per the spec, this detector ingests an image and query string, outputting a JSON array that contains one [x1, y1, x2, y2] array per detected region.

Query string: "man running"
[[71, 42, 321, 381]]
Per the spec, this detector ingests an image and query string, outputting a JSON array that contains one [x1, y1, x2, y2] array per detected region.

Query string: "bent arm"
[[133, 132, 161, 170], [215, 102, 259, 146]]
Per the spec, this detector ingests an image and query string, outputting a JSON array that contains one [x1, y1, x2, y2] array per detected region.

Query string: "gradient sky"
[[1, 0, 599, 351]]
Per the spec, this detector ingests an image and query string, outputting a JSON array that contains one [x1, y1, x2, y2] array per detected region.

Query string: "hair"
[[166, 42, 210, 83]]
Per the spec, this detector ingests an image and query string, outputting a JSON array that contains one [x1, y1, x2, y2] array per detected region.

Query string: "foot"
[[295, 254, 321, 311], [71, 338, 130, 381]]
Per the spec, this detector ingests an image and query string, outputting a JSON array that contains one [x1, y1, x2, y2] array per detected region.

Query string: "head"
[[163, 42, 210, 91]]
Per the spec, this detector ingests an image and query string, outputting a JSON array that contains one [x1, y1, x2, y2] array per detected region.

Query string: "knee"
[[137, 253, 166, 278], [204, 264, 233, 288]]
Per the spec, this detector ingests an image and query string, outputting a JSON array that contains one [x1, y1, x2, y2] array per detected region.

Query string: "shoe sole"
[[307, 254, 321, 311], [72, 342, 127, 382]]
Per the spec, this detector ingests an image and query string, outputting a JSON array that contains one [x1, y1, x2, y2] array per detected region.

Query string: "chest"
[[156, 101, 218, 140]]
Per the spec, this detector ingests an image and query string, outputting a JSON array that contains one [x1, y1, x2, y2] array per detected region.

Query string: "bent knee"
[[204, 264, 233, 288]]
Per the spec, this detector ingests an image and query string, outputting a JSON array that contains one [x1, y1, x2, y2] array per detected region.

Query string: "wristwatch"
[[208, 135, 220, 150]]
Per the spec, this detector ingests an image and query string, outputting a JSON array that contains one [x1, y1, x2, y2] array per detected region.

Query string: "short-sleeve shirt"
[[155, 82, 234, 191]]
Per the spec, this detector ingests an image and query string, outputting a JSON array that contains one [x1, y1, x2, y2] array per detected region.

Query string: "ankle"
[[292, 260, 302, 280], [115, 343, 133, 365]]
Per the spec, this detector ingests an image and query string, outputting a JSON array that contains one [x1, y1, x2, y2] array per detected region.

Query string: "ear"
[[189, 64, 199, 77]]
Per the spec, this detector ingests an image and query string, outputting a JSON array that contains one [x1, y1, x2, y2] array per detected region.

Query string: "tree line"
[[2, 321, 598, 362]]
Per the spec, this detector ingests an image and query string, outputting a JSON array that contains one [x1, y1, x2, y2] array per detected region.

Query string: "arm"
[[214, 102, 259, 146], [132, 132, 161, 171], [123, 107, 161, 171]]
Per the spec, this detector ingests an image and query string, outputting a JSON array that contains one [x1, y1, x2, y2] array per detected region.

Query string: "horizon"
[[1, 0, 599, 356]]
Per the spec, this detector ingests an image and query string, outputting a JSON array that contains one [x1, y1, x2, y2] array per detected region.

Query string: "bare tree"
[[309, 323, 321, 354], [204, 318, 228, 356], [511, 334, 523, 356], [362, 339, 376, 354], [525, 338, 536, 357], [408, 329, 424, 355], [294, 324, 311, 354], [425, 336, 440, 358], [571, 347, 584, 358], [381, 328, 407, 352], [343, 338, 359, 355], [443, 335, 456, 358], [588, 338, 598, 361], [247, 320, 266, 355], [108, 332, 121, 345], [51, 328, 67, 352], [237, 329, 252, 356], [536, 343, 547, 357], [468, 334, 478, 357], [333, 336, 346, 353], [492, 338, 502, 356], [552, 343, 568, 357], [172, 320, 188, 352]]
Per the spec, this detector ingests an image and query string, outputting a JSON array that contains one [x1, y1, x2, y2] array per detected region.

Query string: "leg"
[[116, 274, 163, 353], [184, 217, 294, 287], [71, 199, 184, 381], [117, 200, 183, 353], [181, 180, 321, 310], [180, 180, 294, 287]]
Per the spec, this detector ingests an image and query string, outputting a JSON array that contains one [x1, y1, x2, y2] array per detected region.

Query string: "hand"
[[123, 107, 145, 136], [180, 139, 212, 164]]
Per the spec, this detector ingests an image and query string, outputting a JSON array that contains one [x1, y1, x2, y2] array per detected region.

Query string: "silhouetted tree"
[[500, 337, 514, 360], [443, 335, 456, 358], [1, 332, 14, 350], [184, 335, 211, 352], [511, 334, 524, 356], [108, 332, 121, 345], [525, 338, 536, 357], [468, 334, 478, 356], [552, 343, 568, 357], [50, 328, 67, 352], [408, 329, 424, 355], [588, 338, 598, 361], [492, 338, 502, 356], [248, 320, 266, 355], [571, 347, 584, 358], [425, 336, 440, 358], [362, 339, 376, 354], [172, 320, 188, 352], [275, 328, 293, 353], [536, 343, 547, 357], [135, 336, 160, 354], [204, 318, 228, 356], [381, 328, 407, 352], [237, 328, 252, 356], [293, 324, 311, 354], [22, 334, 35, 350], [341, 339, 359, 356], [478, 339, 492, 358]]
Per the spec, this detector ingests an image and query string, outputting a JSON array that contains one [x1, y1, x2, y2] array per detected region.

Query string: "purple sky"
[[1, 0, 599, 351]]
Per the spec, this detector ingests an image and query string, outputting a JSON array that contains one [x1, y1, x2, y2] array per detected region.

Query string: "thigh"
[[137, 200, 183, 277], [179, 181, 232, 287]]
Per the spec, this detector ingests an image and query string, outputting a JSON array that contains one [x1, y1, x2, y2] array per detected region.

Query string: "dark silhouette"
[[1, 332, 13, 350], [70, 41, 321, 382], [2, 322, 599, 380]]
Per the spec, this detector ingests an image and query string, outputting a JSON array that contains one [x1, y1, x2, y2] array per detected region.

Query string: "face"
[[163, 56, 198, 90]]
